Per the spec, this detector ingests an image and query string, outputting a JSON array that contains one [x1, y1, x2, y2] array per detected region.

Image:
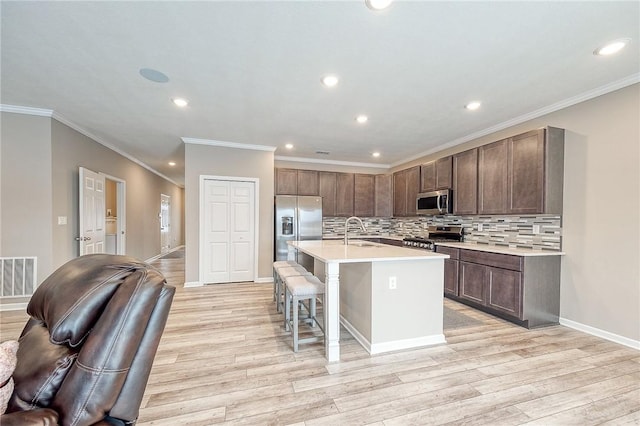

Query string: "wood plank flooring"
[[1, 252, 638, 425]]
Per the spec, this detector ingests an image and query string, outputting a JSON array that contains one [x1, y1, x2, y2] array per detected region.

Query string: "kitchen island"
[[288, 240, 449, 362]]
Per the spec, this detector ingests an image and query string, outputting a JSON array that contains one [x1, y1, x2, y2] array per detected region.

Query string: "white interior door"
[[229, 182, 255, 282], [203, 180, 231, 283], [78, 167, 105, 255], [202, 179, 255, 284], [160, 194, 171, 254]]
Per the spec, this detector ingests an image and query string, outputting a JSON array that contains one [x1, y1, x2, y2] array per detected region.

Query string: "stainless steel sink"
[[349, 241, 380, 247]]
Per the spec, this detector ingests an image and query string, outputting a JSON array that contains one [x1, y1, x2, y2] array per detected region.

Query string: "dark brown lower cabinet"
[[459, 261, 487, 305], [436, 246, 459, 297], [439, 245, 560, 328], [487, 267, 522, 319]]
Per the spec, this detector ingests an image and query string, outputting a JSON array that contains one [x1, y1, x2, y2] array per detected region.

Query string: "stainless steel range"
[[403, 225, 464, 251]]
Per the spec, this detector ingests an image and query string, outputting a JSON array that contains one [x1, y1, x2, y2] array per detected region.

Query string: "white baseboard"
[[370, 334, 447, 355], [340, 316, 372, 353], [0, 302, 28, 312], [560, 317, 640, 350], [184, 281, 203, 288], [145, 245, 185, 263], [340, 315, 447, 355], [254, 277, 273, 283]]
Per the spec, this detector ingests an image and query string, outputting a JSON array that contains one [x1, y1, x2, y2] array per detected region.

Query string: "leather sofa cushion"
[[9, 321, 77, 412]]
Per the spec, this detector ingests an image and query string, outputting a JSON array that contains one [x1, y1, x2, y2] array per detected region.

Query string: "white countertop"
[[290, 240, 448, 263], [435, 241, 565, 257]]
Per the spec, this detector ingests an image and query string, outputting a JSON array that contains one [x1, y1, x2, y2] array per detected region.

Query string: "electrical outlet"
[[477, 223, 483, 232], [389, 276, 397, 290], [57, 216, 67, 225], [533, 224, 541, 234]]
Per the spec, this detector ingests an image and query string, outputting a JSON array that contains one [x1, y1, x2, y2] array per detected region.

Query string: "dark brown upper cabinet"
[[393, 169, 407, 217], [318, 171, 337, 216], [354, 174, 375, 217], [393, 166, 420, 217], [507, 129, 549, 214], [275, 168, 298, 195], [374, 174, 393, 217], [420, 156, 452, 192], [477, 127, 564, 215], [478, 139, 509, 214], [275, 168, 318, 196], [405, 166, 420, 216], [453, 149, 479, 215], [335, 173, 355, 217], [296, 170, 319, 196]]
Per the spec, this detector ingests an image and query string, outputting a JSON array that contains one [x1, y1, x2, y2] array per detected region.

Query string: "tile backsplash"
[[323, 215, 562, 251]]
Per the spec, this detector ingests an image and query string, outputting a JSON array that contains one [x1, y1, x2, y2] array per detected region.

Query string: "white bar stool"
[[273, 264, 311, 313], [283, 275, 325, 352], [273, 260, 298, 302]]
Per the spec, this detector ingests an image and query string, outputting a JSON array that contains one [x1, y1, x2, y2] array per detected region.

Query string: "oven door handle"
[[437, 195, 443, 214]]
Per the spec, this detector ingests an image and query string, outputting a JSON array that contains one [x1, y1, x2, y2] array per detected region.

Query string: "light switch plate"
[[57, 216, 67, 225]]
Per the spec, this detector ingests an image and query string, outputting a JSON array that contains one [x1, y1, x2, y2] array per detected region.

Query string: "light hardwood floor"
[[1, 253, 638, 425]]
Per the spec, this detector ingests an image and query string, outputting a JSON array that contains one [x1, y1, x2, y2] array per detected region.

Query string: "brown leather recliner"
[[1, 254, 175, 426]]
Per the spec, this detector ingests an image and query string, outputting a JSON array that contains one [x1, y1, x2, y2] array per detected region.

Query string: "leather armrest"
[[1, 408, 59, 425]]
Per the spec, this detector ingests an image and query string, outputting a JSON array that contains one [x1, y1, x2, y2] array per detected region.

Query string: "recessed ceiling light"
[[465, 101, 481, 111], [372, 152, 381, 158], [321, 74, 339, 87], [594, 38, 630, 56], [365, 0, 393, 11], [356, 115, 368, 124], [168, 161, 176, 166], [139, 68, 169, 83], [172, 98, 188, 107], [285, 143, 294, 149]]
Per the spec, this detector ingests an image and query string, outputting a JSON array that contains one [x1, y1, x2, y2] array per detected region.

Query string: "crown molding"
[[51, 113, 182, 187], [0, 104, 53, 116], [1, 104, 181, 187], [275, 155, 390, 169], [392, 72, 640, 167], [182, 137, 277, 152]]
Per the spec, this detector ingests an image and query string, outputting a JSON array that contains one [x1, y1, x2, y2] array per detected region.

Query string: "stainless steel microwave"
[[416, 189, 452, 215]]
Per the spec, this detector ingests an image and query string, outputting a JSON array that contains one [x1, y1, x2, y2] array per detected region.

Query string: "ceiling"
[[1, 1, 638, 186]]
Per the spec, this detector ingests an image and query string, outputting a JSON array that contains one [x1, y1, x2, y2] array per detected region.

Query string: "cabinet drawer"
[[435, 246, 459, 260], [460, 249, 522, 272]]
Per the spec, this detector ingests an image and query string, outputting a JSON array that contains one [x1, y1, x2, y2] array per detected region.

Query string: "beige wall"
[[395, 84, 640, 342], [185, 143, 274, 283], [51, 119, 185, 268], [0, 112, 185, 287], [0, 113, 53, 282]]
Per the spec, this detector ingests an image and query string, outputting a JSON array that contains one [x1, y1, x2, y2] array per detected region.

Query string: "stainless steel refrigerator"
[[274, 195, 323, 261]]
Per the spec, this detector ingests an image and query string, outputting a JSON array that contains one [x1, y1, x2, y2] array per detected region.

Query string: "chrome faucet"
[[344, 216, 366, 245]]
